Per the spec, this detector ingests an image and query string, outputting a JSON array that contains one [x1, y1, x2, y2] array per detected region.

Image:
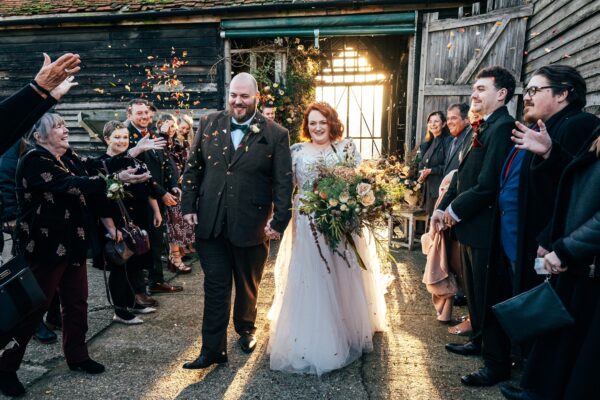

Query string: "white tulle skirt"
[[267, 203, 390, 376]]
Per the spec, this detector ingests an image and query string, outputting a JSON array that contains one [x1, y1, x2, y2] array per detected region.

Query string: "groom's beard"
[[229, 99, 257, 123]]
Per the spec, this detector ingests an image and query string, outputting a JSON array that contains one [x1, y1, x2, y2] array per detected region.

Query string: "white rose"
[[328, 198, 339, 207], [356, 182, 372, 196], [339, 191, 350, 203], [340, 204, 348, 211], [360, 191, 376, 207], [108, 183, 120, 193]]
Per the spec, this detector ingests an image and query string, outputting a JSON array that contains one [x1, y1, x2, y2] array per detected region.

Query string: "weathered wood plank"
[[455, 16, 511, 84], [428, 4, 532, 32], [524, 27, 600, 73], [526, 0, 600, 53], [415, 13, 431, 147]]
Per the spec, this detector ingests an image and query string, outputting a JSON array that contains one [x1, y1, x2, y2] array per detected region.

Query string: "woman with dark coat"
[[519, 130, 600, 400], [418, 111, 451, 216], [0, 113, 150, 398], [91, 121, 164, 324]]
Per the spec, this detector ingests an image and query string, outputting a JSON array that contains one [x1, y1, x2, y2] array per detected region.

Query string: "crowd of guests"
[[420, 65, 599, 400], [0, 53, 598, 400], [0, 54, 203, 396]]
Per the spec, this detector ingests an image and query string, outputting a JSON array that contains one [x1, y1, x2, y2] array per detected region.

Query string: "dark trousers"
[[196, 236, 269, 356], [108, 257, 143, 310], [461, 244, 490, 343], [148, 222, 167, 286], [482, 253, 513, 372], [0, 260, 89, 372]]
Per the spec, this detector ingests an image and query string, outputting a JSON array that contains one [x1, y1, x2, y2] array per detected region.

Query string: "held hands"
[[183, 213, 198, 225], [442, 209, 458, 227], [117, 167, 151, 184], [418, 168, 431, 183], [171, 187, 182, 199], [537, 245, 550, 257], [128, 135, 166, 157], [34, 53, 81, 93], [543, 251, 567, 274], [264, 219, 282, 240], [512, 120, 552, 158]]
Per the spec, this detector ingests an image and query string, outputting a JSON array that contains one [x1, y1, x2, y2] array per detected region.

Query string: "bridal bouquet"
[[298, 155, 393, 271]]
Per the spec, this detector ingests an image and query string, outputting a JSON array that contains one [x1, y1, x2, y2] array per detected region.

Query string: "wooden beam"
[[405, 34, 417, 153], [415, 13, 431, 148], [428, 4, 532, 32], [424, 85, 524, 95], [455, 16, 511, 84]]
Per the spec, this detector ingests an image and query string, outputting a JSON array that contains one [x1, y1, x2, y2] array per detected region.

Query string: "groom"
[[181, 72, 293, 369]]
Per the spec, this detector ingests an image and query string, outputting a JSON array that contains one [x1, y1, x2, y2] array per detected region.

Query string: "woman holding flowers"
[[267, 102, 389, 376]]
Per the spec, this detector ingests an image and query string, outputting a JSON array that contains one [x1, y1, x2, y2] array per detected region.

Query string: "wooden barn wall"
[[523, 0, 600, 114], [0, 23, 223, 151]]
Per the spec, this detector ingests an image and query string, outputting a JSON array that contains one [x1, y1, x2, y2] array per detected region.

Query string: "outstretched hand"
[[128, 135, 166, 157], [50, 76, 78, 100], [34, 53, 81, 92], [512, 120, 552, 158], [117, 167, 151, 184]]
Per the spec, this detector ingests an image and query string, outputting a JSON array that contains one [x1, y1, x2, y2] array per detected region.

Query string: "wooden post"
[[224, 38, 232, 106]]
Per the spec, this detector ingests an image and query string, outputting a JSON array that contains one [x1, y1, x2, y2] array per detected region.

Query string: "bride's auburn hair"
[[300, 102, 345, 142]]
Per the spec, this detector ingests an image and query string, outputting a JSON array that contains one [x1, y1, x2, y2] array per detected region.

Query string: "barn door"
[[414, 3, 533, 147]]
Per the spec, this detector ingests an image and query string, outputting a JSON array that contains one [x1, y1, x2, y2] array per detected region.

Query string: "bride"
[[267, 102, 390, 376]]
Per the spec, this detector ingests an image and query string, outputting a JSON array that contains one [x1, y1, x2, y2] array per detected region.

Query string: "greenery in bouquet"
[[299, 151, 395, 272], [374, 155, 422, 210], [99, 173, 129, 201]]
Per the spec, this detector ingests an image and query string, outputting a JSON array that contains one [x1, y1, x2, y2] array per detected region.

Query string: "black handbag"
[[0, 255, 46, 334], [492, 279, 574, 343]]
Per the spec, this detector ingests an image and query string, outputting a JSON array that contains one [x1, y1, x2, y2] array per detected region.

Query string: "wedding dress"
[[267, 139, 390, 376]]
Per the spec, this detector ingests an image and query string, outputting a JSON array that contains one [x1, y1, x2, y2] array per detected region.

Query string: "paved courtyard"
[[1, 244, 515, 399]]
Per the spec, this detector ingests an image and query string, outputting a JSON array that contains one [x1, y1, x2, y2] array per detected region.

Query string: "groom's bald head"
[[228, 72, 260, 122]]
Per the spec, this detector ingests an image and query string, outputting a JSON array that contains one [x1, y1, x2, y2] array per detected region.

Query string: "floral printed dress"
[[267, 139, 389, 376], [15, 146, 105, 266], [163, 136, 195, 246]]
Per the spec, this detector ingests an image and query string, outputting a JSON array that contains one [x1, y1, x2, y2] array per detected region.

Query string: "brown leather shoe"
[[135, 293, 158, 307], [149, 282, 183, 293]]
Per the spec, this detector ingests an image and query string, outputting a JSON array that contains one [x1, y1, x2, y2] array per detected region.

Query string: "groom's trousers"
[[196, 235, 269, 356]]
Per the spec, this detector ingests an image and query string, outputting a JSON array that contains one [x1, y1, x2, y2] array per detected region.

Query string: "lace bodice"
[[290, 139, 361, 191]]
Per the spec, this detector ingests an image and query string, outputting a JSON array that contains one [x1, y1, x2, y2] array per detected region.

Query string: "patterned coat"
[[15, 145, 105, 266]]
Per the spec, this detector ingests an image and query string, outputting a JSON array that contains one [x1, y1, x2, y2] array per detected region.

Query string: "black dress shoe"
[[500, 383, 525, 400], [461, 367, 510, 387], [0, 371, 25, 397], [445, 340, 481, 356], [68, 358, 105, 374], [238, 333, 257, 354], [182, 353, 228, 369]]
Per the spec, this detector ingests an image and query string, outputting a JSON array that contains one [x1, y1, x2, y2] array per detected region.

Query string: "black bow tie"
[[231, 122, 249, 133]]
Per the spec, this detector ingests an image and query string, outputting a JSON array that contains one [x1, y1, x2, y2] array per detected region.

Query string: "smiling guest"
[[0, 113, 151, 397], [432, 66, 516, 387], [493, 66, 599, 400]]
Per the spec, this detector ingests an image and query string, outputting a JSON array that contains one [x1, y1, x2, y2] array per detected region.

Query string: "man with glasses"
[[471, 65, 599, 397]]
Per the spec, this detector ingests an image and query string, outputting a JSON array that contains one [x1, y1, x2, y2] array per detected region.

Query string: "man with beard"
[[432, 66, 516, 385], [181, 72, 293, 369], [493, 67, 599, 399], [126, 99, 182, 301]]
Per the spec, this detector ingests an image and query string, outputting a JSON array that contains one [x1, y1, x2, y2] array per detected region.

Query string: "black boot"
[[0, 371, 25, 397]]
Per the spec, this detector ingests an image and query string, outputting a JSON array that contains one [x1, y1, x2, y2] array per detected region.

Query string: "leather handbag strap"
[[101, 159, 133, 225]]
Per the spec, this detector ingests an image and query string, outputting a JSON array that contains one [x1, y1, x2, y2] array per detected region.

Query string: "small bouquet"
[[375, 155, 422, 209], [99, 173, 128, 201], [298, 149, 393, 271]]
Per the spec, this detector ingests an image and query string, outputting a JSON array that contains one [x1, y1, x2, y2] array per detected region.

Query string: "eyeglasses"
[[523, 86, 554, 97]]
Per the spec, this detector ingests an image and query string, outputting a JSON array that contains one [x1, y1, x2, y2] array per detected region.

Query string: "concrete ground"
[[1, 244, 517, 400]]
